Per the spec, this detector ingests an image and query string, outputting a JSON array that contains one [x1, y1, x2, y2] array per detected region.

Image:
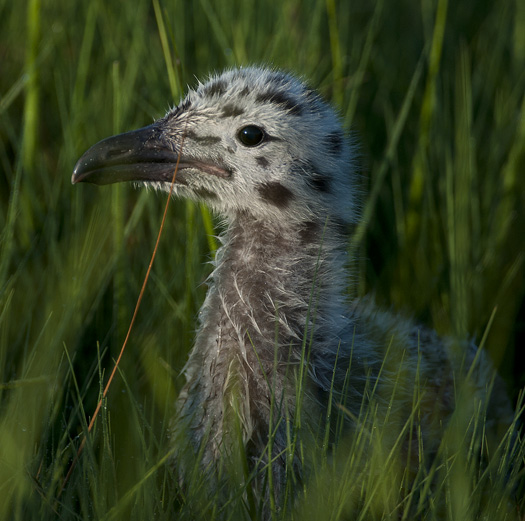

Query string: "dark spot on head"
[[290, 162, 331, 193], [193, 188, 218, 200], [256, 90, 303, 116], [238, 86, 250, 97], [267, 72, 290, 87], [308, 174, 331, 193], [325, 131, 343, 155], [227, 146, 235, 154], [299, 221, 319, 244], [257, 182, 294, 208], [256, 156, 270, 168], [169, 99, 192, 118], [186, 130, 221, 146], [221, 104, 245, 118], [204, 80, 226, 97], [303, 88, 325, 114], [304, 88, 319, 102]]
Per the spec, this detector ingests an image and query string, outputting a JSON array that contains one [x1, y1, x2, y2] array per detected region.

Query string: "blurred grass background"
[[0, 0, 524, 519]]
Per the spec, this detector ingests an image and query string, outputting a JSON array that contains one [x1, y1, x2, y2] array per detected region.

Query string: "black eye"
[[237, 125, 265, 147]]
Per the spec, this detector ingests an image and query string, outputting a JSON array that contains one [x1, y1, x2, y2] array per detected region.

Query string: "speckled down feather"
[[72, 66, 513, 512]]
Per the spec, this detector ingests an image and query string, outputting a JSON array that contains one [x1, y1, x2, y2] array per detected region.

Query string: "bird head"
[[73, 67, 359, 227]]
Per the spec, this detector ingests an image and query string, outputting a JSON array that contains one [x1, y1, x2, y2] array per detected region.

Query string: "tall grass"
[[0, 0, 524, 519]]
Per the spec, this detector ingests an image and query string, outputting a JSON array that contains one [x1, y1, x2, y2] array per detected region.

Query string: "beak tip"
[[71, 164, 82, 184], [70, 124, 175, 187]]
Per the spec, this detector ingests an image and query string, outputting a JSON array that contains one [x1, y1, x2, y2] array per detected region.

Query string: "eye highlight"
[[237, 125, 265, 147]]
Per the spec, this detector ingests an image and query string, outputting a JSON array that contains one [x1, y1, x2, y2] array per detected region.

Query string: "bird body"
[[73, 67, 512, 509]]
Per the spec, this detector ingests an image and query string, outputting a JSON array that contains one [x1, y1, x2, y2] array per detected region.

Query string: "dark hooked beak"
[[72, 123, 231, 185]]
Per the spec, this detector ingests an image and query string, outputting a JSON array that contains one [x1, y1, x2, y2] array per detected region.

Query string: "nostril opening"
[[106, 148, 129, 159]]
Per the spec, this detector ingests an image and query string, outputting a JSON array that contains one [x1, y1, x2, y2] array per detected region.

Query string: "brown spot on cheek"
[[256, 156, 270, 168], [257, 182, 294, 208], [299, 221, 319, 244], [309, 174, 331, 193]]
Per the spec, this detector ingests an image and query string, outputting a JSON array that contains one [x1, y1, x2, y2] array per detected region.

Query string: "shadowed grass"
[[0, 0, 524, 519]]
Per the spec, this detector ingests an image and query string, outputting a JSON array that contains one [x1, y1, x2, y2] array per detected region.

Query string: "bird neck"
[[190, 211, 350, 390], [178, 211, 350, 461], [214, 212, 348, 353]]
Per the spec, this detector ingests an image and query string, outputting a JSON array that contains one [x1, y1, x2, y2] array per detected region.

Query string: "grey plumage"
[[73, 66, 512, 508]]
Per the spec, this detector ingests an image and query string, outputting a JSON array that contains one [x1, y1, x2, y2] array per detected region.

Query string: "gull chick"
[[72, 66, 512, 506]]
